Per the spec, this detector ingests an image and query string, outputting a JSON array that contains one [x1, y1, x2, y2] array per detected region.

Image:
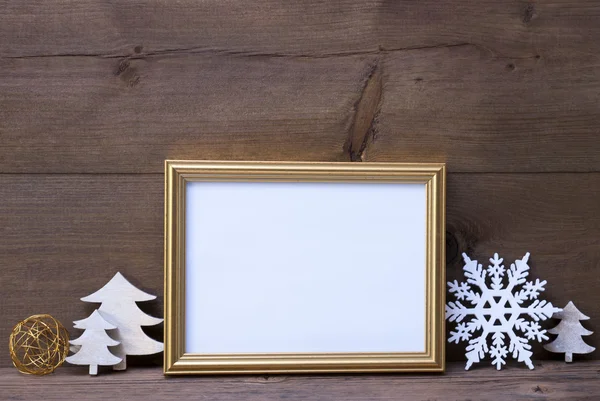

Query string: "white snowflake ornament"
[[446, 252, 561, 370]]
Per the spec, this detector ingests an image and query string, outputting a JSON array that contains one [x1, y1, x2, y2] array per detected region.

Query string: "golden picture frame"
[[164, 161, 446, 374]]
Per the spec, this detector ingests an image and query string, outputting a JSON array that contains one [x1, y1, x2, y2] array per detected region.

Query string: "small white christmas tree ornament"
[[66, 310, 122, 375], [446, 252, 561, 370], [81, 272, 163, 370], [543, 301, 595, 362]]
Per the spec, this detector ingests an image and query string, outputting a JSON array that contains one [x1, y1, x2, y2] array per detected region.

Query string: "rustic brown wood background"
[[1, 1, 599, 368]]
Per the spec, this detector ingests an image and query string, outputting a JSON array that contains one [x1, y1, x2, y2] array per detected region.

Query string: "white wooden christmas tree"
[[66, 310, 122, 375], [81, 272, 163, 370], [544, 301, 595, 362]]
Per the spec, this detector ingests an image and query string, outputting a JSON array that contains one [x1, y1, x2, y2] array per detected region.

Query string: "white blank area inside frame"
[[185, 181, 427, 354]]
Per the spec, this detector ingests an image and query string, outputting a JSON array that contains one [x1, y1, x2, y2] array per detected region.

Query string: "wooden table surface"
[[1, 361, 598, 400]]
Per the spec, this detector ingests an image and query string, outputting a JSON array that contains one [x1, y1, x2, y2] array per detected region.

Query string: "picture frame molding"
[[164, 160, 446, 374]]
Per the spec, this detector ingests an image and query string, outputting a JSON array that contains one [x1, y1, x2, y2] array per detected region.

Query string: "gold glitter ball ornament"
[[9, 314, 69, 375]]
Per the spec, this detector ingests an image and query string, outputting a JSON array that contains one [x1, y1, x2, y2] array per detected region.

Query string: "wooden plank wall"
[[1, 1, 599, 367]]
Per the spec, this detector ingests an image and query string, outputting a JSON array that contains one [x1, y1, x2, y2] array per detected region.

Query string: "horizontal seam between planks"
[[2, 42, 478, 61]]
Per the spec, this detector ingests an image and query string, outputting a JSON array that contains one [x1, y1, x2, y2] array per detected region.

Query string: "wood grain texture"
[[1, 173, 599, 366], [2, 47, 600, 173], [0, 174, 164, 368], [2, 1, 600, 58], [377, 0, 600, 58], [445, 173, 600, 362], [368, 46, 600, 171], [0, 55, 374, 173], [0, 1, 379, 58], [2, 0, 600, 379], [1, 362, 600, 400]]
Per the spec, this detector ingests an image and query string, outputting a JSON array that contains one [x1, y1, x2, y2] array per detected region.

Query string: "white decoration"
[[544, 301, 595, 362], [81, 272, 164, 370], [66, 310, 122, 375], [446, 252, 561, 370]]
